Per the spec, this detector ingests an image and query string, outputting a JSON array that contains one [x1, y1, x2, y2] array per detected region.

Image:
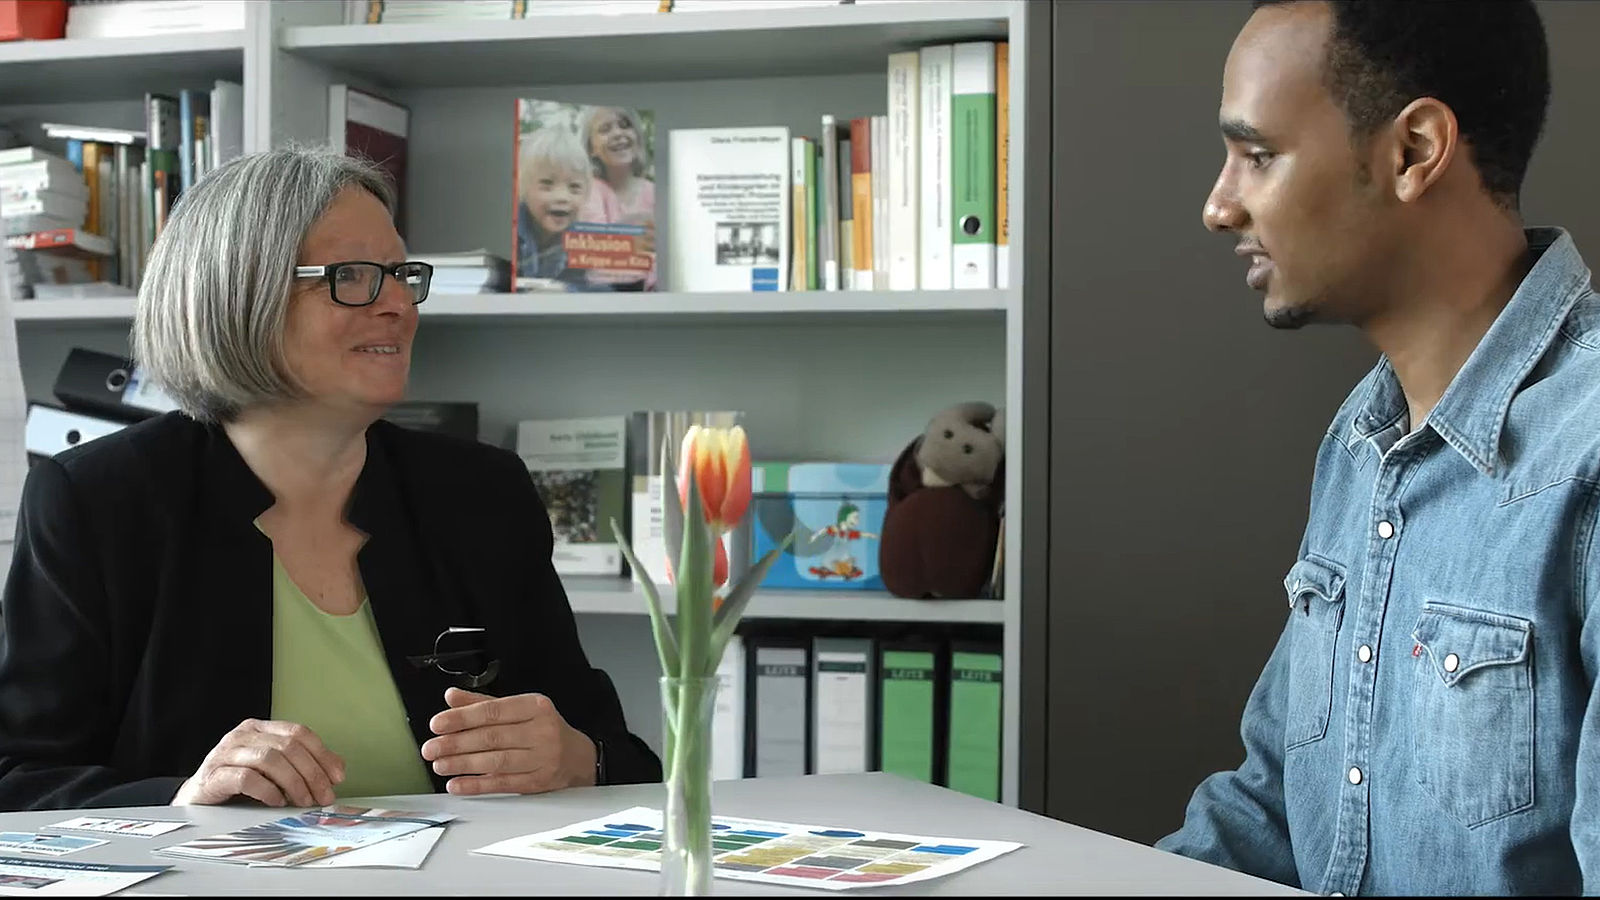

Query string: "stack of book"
[[415, 250, 510, 294], [345, 0, 660, 23], [343, 0, 922, 22], [3, 83, 243, 299], [0, 147, 103, 292], [0, 147, 86, 238], [64, 0, 246, 38]]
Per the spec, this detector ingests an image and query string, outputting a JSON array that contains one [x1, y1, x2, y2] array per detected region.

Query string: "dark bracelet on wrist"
[[593, 736, 607, 786]]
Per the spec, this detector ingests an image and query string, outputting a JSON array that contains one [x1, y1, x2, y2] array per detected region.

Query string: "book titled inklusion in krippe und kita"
[[512, 99, 657, 293]]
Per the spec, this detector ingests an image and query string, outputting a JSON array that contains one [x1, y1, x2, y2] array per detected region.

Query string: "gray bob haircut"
[[131, 145, 396, 423]]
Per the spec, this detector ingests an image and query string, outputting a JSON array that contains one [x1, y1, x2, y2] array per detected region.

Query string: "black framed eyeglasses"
[[405, 626, 500, 689], [293, 260, 434, 307]]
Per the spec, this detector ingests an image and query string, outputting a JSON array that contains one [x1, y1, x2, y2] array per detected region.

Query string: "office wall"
[[1043, 0, 1599, 845]]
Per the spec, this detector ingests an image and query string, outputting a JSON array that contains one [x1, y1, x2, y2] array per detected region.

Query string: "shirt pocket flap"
[[1283, 556, 1347, 609], [1411, 603, 1532, 687]]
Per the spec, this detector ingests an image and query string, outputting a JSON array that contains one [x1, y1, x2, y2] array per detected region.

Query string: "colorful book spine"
[[995, 41, 1010, 291], [951, 42, 996, 289], [870, 114, 887, 290], [808, 144, 820, 291], [819, 115, 841, 291], [849, 116, 873, 291], [791, 136, 811, 291], [837, 135, 854, 281], [887, 50, 920, 291], [918, 44, 953, 290]]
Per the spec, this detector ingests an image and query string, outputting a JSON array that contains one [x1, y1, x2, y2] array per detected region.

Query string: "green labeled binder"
[[878, 646, 938, 784], [945, 642, 1002, 801], [950, 41, 996, 289]]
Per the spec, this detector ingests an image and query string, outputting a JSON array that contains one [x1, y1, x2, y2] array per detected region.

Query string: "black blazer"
[[0, 412, 661, 811]]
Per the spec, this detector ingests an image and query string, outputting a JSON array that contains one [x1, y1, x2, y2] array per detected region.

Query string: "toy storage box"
[[750, 461, 892, 591]]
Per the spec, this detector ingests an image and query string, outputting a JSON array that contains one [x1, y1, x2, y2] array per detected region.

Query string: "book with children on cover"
[[512, 99, 657, 293]]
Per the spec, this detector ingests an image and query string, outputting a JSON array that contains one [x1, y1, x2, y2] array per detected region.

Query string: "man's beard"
[[1264, 301, 1315, 330]]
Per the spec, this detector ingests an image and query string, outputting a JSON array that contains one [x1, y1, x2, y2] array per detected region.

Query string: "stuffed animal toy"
[[878, 402, 1005, 599]]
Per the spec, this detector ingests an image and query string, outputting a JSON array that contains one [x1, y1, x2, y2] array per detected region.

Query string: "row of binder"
[[22, 347, 180, 459], [24, 347, 481, 460], [713, 626, 1003, 802]]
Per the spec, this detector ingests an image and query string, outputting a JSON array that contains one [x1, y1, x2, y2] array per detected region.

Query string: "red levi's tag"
[[1413, 643, 1422, 657]]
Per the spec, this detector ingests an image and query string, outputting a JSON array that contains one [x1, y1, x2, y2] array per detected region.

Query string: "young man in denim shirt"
[[1157, 1, 1600, 894]]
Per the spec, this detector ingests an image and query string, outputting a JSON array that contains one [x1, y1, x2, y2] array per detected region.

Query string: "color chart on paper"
[[472, 806, 1022, 891]]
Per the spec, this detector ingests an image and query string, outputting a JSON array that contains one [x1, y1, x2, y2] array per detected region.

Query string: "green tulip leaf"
[[676, 460, 715, 682], [706, 533, 794, 675], [611, 518, 678, 678], [660, 435, 684, 584]]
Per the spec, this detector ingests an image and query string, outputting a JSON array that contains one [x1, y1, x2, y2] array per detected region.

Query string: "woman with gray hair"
[[0, 147, 660, 811]]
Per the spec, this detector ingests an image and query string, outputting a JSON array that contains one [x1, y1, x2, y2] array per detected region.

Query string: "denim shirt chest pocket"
[[1283, 555, 1347, 751], [1410, 602, 1535, 828]]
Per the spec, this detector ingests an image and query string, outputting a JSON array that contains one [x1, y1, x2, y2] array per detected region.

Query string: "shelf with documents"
[[10, 289, 1008, 327], [417, 288, 1011, 326], [277, 2, 1008, 87], [562, 576, 1005, 624], [8, 0, 1042, 809], [11, 297, 136, 324], [0, 30, 246, 104]]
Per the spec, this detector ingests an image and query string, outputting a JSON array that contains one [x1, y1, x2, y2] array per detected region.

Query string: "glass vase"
[[659, 676, 719, 896]]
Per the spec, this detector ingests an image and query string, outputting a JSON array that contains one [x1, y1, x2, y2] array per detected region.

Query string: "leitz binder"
[[810, 636, 875, 775], [878, 640, 940, 785], [744, 635, 811, 777], [944, 639, 1003, 801], [52, 347, 179, 423], [24, 404, 126, 458]]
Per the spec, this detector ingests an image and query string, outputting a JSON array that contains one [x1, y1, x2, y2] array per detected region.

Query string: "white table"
[[0, 773, 1303, 895]]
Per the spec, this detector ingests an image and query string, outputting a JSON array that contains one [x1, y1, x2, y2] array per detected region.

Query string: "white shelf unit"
[[276, 2, 1008, 85], [562, 577, 1005, 624], [0, 30, 246, 103], [11, 288, 1005, 325], [5, 0, 1034, 807]]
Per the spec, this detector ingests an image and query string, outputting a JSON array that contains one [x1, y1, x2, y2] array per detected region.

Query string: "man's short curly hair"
[[1253, 0, 1549, 208]]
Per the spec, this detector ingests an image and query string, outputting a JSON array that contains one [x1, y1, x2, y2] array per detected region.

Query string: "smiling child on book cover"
[[513, 100, 657, 293]]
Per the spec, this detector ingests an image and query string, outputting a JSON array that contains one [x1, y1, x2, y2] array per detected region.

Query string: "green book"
[[950, 41, 996, 289], [945, 645, 1002, 801], [879, 648, 937, 784]]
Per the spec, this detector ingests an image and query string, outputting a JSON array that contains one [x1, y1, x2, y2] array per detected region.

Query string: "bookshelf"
[[562, 577, 1005, 624], [11, 289, 1004, 324], [276, 2, 1008, 85], [6, 0, 1039, 808], [0, 30, 246, 103]]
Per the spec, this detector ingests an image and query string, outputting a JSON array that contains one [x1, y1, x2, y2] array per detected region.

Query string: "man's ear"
[[1389, 97, 1458, 204]]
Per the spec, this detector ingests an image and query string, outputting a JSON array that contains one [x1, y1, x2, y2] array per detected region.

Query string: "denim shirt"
[[1155, 228, 1600, 895]]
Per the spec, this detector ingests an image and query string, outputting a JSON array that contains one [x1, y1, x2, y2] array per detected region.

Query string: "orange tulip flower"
[[665, 537, 730, 588], [678, 425, 752, 534]]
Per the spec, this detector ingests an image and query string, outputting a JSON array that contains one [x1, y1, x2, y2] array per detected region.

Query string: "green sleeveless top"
[[269, 553, 434, 799]]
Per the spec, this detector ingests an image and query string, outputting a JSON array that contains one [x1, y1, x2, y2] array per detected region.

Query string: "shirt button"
[[1377, 520, 1395, 539], [1443, 653, 1460, 673], [1357, 645, 1373, 663], [1348, 766, 1363, 785]]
